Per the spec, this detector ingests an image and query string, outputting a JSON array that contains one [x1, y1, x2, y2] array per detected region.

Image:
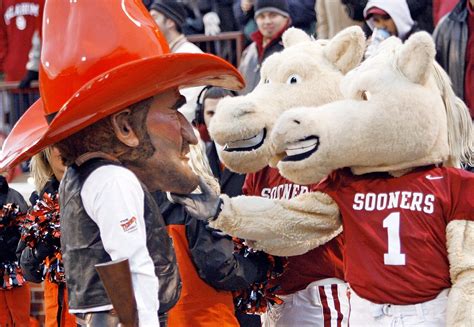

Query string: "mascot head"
[[271, 32, 474, 185], [208, 26, 366, 173]]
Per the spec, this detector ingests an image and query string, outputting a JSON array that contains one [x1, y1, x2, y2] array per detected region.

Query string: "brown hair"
[[55, 97, 155, 166]]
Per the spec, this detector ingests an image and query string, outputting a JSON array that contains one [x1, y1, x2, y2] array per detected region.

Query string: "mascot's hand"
[[447, 270, 474, 326], [170, 177, 223, 221]]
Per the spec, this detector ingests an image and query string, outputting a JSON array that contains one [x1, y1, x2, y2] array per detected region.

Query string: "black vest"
[[59, 158, 181, 313]]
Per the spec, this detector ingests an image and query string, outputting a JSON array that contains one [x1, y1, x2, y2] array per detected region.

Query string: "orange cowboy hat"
[[0, 0, 244, 169]]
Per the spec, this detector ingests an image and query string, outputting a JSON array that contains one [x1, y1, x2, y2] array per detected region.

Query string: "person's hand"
[[169, 176, 223, 221], [203, 12, 221, 36], [241, 0, 254, 12], [18, 70, 39, 89]]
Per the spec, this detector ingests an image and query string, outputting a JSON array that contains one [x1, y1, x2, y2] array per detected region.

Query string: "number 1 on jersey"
[[383, 212, 406, 265]]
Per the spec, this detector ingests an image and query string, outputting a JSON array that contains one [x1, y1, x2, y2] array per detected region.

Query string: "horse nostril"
[[293, 119, 301, 125]]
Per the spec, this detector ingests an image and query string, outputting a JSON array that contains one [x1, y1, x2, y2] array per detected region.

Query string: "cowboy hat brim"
[[0, 52, 244, 169]]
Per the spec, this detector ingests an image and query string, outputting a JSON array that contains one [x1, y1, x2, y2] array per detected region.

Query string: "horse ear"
[[324, 26, 366, 74], [396, 32, 435, 85], [282, 27, 312, 48]]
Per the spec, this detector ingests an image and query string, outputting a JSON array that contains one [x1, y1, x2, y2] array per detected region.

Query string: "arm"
[[82, 166, 159, 326], [446, 220, 474, 327], [186, 213, 269, 291], [210, 191, 342, 256], [316, 0, 328, 39], [170, 177, 342, 257]]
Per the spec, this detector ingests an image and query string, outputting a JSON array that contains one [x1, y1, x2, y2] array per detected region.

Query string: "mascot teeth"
[[283, 136, 320, 161], [224, 129, 266, 152]]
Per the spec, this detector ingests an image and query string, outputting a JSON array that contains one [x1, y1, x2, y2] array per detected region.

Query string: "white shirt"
[[79, 165, 159, 327]]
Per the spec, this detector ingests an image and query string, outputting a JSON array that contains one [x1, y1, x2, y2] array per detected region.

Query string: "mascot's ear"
[[282, 27, 312, 48], [325, 26, 365, 74], [396, 32, 435, 85]]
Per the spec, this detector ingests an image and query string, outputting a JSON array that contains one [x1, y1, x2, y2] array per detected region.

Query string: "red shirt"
[[243, 167, 345, 295], [318, 166, 474, 304], [0, 0, 43, 81], [465, 2, 474, 118]]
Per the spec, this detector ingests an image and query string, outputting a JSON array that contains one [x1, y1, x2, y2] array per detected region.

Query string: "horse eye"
[[286, 74, 302, 84], [361, 90, 371, 101]]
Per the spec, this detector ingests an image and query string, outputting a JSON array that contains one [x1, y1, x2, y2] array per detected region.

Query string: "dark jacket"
[[207, 142, 246, 198], [154, 192, 268, 291], [433, 0, 469, 100]]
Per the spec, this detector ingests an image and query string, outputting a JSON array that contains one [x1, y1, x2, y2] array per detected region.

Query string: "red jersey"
[[0, 0, 43, 81], [243, 167, 345, 295], [318, 166, 474, 304]]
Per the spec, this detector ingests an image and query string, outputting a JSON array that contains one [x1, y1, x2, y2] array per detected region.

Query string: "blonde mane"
[[432, 61, 474, 168]]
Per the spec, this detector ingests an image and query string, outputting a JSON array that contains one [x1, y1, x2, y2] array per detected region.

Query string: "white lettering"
[[261, 188, 270, 198], [400, 191, 411, 209], [365, 193, 376, 211], [388, 191, 400, 209], [410, 192, 423, 211], [351, 191, 436, 213], [353, 193, 364, 210], [376, 193, 388, 210], [423, 194, 435, 214]]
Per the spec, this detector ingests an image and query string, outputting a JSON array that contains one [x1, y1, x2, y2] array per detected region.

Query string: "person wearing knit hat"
[[238, 0, 291, 94], [150, 1, 208, 123], [254, 0, 290, 19], [150, 0, 186, 32]]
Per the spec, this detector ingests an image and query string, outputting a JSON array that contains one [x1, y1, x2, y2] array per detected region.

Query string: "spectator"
[[364, 0, 419, 43], [153, 140, 269, 327], [433, 0, 458, 25], [150, 0, 206, 122], [194, 86, 247, 197], [18, 146, 77, 327], [238, 0, 291, 95], [0, 0, 43, 125], [433, 0, 474, 119], [316, 0, 364, 39]]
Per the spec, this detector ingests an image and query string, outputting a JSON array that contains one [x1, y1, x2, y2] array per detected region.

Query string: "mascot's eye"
[[264, 78, 271, 84], [361, 90, 371, 101], [286, 74, 302, 84]]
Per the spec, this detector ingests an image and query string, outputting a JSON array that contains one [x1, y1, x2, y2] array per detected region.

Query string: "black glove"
[[169, 177, 223, 221], [18, 70, 39, 89], [34, 240, 56, 262]]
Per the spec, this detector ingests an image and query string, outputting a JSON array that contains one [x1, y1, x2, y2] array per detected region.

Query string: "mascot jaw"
[[224, 129, 267, 152], [282, 136, 320, 162]]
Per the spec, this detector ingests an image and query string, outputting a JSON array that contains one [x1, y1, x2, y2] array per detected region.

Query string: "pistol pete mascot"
[[174, 33, 474, 326], [0, 1, 243, 326]]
